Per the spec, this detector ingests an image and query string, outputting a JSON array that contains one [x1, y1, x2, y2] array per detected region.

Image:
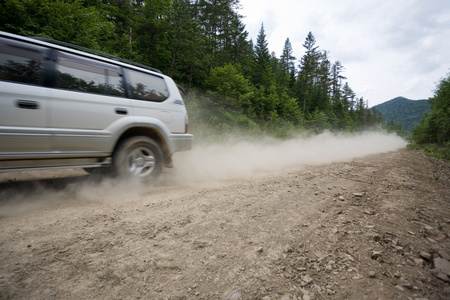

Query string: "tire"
[[112, 136, 164, 179]]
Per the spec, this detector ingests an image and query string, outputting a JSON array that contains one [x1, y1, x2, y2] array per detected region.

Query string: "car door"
[[0, 36, 51, 158], [50, 51, 131, 155]]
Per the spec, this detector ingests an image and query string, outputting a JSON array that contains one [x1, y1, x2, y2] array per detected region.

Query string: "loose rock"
[[226, 290, 242, 300], [414, 258, 424, 266], [371, 251, 383, 260], [302, 274, 313, 284], [419, 251, 431, 261], [434, 258, 450, 276], [439, 250, 450, 261], [436, 273, 450, 282]]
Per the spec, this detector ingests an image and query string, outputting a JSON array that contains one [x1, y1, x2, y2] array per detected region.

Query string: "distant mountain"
[[373, 97, 431, 132]]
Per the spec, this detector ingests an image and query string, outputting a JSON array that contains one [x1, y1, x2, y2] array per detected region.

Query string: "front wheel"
[[112, 136, 164, 179]]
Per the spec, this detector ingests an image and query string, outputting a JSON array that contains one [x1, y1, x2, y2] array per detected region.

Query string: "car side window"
[[0, 37, 46, 85], [126, 69, 169, 102], [107, 69, 125, 97], [56, 52, 125, 97]]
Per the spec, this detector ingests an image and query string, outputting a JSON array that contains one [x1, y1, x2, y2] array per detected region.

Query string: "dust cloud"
[[0, 131, 406, 215], [170, 131, 407, 183]]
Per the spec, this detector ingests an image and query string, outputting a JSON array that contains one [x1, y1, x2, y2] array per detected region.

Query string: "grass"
[[408, 142, 450, 162], [434, 172, 441, 181]]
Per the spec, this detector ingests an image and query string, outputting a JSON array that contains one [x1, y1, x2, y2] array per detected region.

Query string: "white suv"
[[0, 31, 193, 179]]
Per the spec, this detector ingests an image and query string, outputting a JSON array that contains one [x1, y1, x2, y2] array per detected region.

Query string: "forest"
[[411, 73, 450, 161], [0, 0, 392, 138], [373, 97, 430, 132]]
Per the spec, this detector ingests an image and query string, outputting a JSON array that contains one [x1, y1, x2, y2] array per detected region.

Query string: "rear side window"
[[56, 52, 125, 97], [126, 69, 169, 102], [0, 37, 46, 85]]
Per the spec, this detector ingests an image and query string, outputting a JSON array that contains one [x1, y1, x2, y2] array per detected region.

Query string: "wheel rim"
[[125, 146, 156, 177]]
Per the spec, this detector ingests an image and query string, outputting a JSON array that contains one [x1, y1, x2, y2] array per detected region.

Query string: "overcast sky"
[[239, 0, 450, 107]]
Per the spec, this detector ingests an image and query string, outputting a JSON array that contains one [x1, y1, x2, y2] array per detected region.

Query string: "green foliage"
[[207, 64, 253, 112], [408, 142, 450, 162], [0, 0, 387, 137], [0, 0, 116, 51], [410, 72, 450, 162], [185, 89, 261, 142], [252, 24, 274, 88], [306, 109, 331, 132], [276, 90, 303, 124], [413, 74, 450, 145]]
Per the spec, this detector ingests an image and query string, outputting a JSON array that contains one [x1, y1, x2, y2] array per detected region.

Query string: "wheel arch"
[[113, 127, 172, 166]]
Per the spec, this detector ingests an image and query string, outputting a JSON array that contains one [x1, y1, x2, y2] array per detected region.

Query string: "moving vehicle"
[[0, 31, 193, 179]]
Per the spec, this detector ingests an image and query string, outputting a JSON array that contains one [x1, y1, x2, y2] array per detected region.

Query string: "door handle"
[[115, 108, 128, 115], [17, 100, 39, 109]]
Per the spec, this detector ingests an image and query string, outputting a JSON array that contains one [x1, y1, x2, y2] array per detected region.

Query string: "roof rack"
[[30, 36, 163, 74]]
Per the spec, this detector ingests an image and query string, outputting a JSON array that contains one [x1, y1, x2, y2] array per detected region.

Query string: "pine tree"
[[331, 61, 346, 102], [195, 0, 248, 69], [342, 82, 355, 112], [330, 61, 347, 128], [134, 0, 172, 68], [315, 50, 331, 112], [297, 32, 320, 119], [254, 24, 270, 69], [280, 38, 296, 75], [253, 23, 272, 88], [167, 0, 209, 88]]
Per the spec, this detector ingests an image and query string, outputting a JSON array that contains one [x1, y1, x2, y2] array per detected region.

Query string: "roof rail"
[[30, 36, 163, 74]]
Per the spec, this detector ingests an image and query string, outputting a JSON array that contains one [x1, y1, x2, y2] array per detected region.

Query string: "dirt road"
[[0, 146, 449, 299]]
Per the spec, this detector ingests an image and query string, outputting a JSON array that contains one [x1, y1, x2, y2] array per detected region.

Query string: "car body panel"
[[0, 81, 51, 154], [0, 31, 193, 174]]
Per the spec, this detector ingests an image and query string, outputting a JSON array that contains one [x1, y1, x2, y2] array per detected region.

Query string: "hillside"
[[373, 96, 431, 131]]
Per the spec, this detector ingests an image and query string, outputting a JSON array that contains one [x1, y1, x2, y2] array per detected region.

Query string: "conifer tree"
[[253, 23, 272, 88], [280, 38, 296, 75], [195, 0, 247, 69], [330, 61, 347, 127], [342, 82, 355, 112], [315, 51, 331, 112], [331, 61, 346, 102], [297, 32, 320, 118]]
